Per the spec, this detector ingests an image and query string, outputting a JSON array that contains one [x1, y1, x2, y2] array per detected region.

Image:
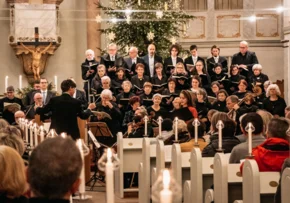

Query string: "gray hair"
[[0, 126, 25, 156], [101, 76, 111, 83], [101, 89, 113, 100], [108, 43, 117, 49], [252, 64, 262, 71], [266, 84, 281, 97], [129, 46, 138, 52], [240, 41, 248, 47], [85, 49, 95, 57], [122, 80, 132, 88]]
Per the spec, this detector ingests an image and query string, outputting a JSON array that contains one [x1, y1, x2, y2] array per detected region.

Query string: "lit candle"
[[175, 117, 178, 141], [106, 148, 114, 203], [247, 122, 253, 155], [5, 76, 8, 91], [19, 75, 22, 89], [138, 0, 141, 6], [54, 76, 58, 92], [77, 139, 86, 195], [50, 129, 55, 138], [29, 121, 33, 147], [61, 132, 67, 138], [194, 118, 198, 144], [24, 119, 28, 144], [144, 116, 148, 137], [164, 2, 168, 11], [160, 169, 172, 203], [217, 120, 223, 150], [158, 116, 162, 136], [34, 123, 38, 146], [40, 126, 44, 142]]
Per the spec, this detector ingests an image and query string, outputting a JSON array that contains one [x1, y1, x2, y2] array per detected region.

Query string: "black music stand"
[[86, 122, 113, 190]]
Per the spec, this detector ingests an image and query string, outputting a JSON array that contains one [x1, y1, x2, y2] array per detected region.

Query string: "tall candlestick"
[[217, 120, 223, 150], [39, 126, 44, 142], [5, 76, 8, 91], [144, 116, 148, 137], [34, 123, 38, 146], [160, 169, 172, 203], [19, 75, 22, 89], [246, 122, 255, 156], [175, 117, 178, 141], [158, 116, 162, 136], [29, 121, 33, 147], [193, 118, 200, 144], [54, 76, 58, 92], [24, 120, 28, 144], [77, 139, 86, 195], [106, 148, 114, 203]]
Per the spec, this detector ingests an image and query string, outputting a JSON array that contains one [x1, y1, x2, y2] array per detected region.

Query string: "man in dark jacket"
[[36, 79, 95, 140]]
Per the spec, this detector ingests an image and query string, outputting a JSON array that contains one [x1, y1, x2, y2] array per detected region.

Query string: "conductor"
[[36, 79, 96, 140]]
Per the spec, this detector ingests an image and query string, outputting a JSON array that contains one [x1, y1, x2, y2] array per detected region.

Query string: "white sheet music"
[[164, 145, 172, 162], [88, 130, 101, 148]]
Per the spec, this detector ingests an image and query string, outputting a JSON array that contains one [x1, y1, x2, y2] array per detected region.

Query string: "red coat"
[[240, 137, 290, 173]]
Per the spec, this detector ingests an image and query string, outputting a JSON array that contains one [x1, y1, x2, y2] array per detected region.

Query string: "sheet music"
[[164, 145, 172, 162], [88, 130, 101, 148]]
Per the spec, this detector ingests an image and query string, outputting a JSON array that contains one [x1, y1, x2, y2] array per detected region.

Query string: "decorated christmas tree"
[[97, 0, 194, 57]]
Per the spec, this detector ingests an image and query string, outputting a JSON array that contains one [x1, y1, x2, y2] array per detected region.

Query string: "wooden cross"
[[18, 27, 55, 47]]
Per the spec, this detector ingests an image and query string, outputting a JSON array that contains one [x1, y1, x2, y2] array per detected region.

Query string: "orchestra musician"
[[122, 96, 141, 132], [164, 119, 190, 145], [164, 44, 184, 77], [232, 79, 251, 99]]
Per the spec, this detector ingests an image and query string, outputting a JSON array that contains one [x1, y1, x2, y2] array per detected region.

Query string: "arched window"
[[215, 0, 243, 10]]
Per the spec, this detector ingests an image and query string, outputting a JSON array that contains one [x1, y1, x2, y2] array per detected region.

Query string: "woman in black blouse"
[[263, 84, 287, 117], [228, 64, 246, 94], [147, 93, 169, 123], [233, 79, 251, 99]]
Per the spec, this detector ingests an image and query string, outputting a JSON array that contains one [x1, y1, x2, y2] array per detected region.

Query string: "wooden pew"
[[204, 152, 242, 203], [114, 133, 143, 198], [282, 167, 290, 203], [183, 148, 214, 203], [233, 159, 280, 203]]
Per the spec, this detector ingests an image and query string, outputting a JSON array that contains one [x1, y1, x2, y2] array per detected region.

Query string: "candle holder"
[[46, 129, 58, 138], [98, 148, 120, 172], [192, 118, 200, 147], [245, 122, 255, 158], [216, 120, 224, 153], [151, 169, 182, 203]]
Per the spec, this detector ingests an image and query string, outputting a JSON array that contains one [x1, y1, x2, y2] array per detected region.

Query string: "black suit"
[[34, 90, 56, 105], [36, 93, 91, 140], [231, 51, 259, 77], [163, 57, 184, 77], [131, 75, 150, 90], [124, 57, 146, 78], [184, 56, 206, 73], [74, 89, 88, 109], [25, 104, 50, 121], [142, 54, 163, 77], [100, 54, 128, 78], [206, 56, 228, 77], [25, 89, 38, 106], [81, 59, 99, 98]]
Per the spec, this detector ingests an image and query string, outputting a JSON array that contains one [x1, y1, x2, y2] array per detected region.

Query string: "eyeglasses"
[[239, 47, 246, 49]]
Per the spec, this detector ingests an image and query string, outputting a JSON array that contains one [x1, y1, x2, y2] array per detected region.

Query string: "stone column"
[[243, 0, 255, 39], [283, 0, 290, 102], [207, 0, 215, 41], [86, 0, 101, 59]]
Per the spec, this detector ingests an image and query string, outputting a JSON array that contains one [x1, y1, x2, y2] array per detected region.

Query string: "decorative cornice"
[[6, 0, 64, 5]]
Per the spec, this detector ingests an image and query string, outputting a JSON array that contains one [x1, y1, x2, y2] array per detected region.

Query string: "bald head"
[[148, 44, 156, 56], [14, 111, 25, 123], [239, 41, 248, 55], [34, 93, 43, 105]]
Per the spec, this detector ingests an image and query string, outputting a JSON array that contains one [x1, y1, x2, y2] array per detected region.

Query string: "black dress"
[[0, 97, 25, 124], [212, 100, 228, 112], [263, 96, 287, 117], [0, 195, 28, 203], [147, 106, 169, 121]]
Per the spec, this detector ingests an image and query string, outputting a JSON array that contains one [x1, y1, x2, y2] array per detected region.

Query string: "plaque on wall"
[[184, 16, 206, 39], [256, 14, 279, 38], [217, 15, 241, 38]]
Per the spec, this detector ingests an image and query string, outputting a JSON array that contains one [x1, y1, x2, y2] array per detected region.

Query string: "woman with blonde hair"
[[263, 84, 287, 117], [0, 119, 9, 129], [0, 126, 25, 156], [0, 146, 27, 203], [256, 109, 273, 134]]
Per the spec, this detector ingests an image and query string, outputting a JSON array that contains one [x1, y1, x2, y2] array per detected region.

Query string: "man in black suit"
[[184, 44, 206, 73], [124, 46, 146, 78], [35, 78, 57, 105], [206, 45, 228, 77], [36, 79, 96, 140], [164, 44, 184, 77], [25, 80, 40, 106], [142, 44, 163, 78], [100, 43, 128, 79], [231, 41, 259, 77]]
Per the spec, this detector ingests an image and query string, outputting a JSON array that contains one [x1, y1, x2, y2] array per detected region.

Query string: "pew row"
[[233, 159, 280, 203]]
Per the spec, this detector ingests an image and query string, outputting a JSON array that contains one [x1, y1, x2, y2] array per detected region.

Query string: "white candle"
[[138, 0, 141, 6], [175, 117, 178, 141], [158, 116, 162, 136], [61, 132, 67, 138], [19, 75, 22, 89], [217, 120, 223, 150], [144, 116, 148, 136], [5, 76, 8, 91], [24, 120, 28, 144], [77, 139, 86, 195], [40, 126, 44, 142], [54, 76, 58, 92], [248, 122, 253, 155], [160, 169, 172, 203], [194, 118, 198, 144], [164, 2, 168, 11], [50, 129, 55, 138], [29, 121, 33, 147], [34, 123, 38, 146], [106, 148, 114, 203]]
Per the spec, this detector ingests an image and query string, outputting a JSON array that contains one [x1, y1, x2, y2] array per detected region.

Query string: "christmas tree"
[[97, 0, 194, 58]]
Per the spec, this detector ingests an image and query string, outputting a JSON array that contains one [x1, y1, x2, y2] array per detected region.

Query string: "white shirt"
[[149, 56, 155, 77], [110, 55, 115, 61], [132, 57, 137, 64], [41, 90, 47, 104], [192, 56, 197, 65], [73, 91, 77, 98], [171, 56, 177, 66], [214, 56, 219, 63]]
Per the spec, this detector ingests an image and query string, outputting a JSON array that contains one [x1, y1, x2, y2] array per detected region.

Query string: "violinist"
[[232, 79, 251, 99], [122, 96, 140, 132], [127, 106, 154, 138]]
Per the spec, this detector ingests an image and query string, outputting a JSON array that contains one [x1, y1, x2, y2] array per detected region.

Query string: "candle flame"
[[163, 169, 170, 189]]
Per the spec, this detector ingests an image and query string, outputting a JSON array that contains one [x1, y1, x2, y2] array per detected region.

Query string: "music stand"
[[86, 122, 113, 190]]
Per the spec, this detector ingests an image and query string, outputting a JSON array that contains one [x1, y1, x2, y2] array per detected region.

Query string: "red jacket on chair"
[[240, 137, 290, 173]]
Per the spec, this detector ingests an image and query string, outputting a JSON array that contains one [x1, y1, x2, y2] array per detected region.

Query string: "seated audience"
[[0, 146, 27, 203], [180, 121, 208, 152], [164, 119, 190, 145], [240, 118, 290, 173], [229, 112, 266, 163], [156, 118, 173, 141], [28, 137, 82, 202], [263, 84, 287, 117], [202, 112, 240, 157]]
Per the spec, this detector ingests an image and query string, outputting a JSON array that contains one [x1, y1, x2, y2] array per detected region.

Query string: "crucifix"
[[19, 27, 54, 80]]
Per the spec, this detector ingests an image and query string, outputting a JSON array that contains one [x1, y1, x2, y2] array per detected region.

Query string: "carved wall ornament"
[[256, 14, 279, 38], [217, 15, 241, 38], [183, 16, 206, 39]]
